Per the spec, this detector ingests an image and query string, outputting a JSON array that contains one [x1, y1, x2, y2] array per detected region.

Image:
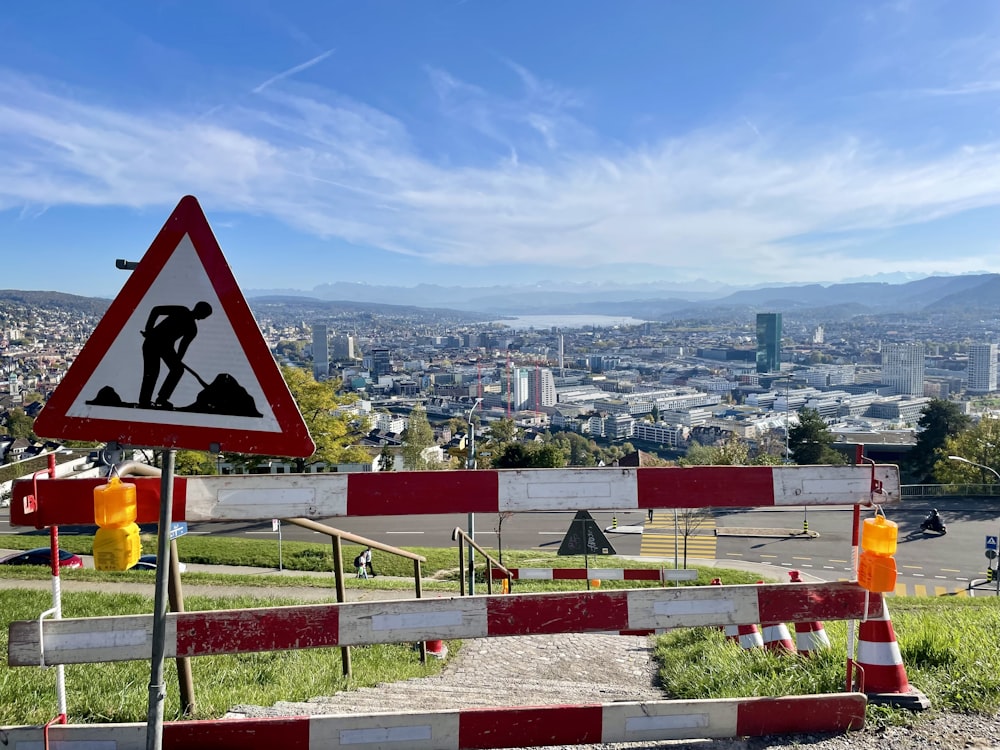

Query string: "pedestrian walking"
[[362, 546, 375, 577], [354, 551, 368, 579]]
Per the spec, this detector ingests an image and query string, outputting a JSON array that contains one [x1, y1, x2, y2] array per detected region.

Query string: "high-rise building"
[[882, 343, 925, 396], [756, 313, 782, 374], [312, 324, 328, 380], [332, 334, 356, 361], [967, 343, 998, 394], [527, 367, 557, 409], [370, 348, 392, 378]]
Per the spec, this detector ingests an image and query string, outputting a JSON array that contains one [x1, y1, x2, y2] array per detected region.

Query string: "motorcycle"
[[920, 514, 947, 535]]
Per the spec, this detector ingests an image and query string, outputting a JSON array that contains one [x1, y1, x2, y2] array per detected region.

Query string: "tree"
[[377, 445, 394, 472], [493, 443, 565, 468], [174, 450, 217, 475], [787, 408, 844, 465], [486, 418, 519, 446], [5, 408, 35, 440], [242, 366, 370, 472], [905, 399, 971, 483], [401, 405, 437, 470], [933, 417, 1000, 484]]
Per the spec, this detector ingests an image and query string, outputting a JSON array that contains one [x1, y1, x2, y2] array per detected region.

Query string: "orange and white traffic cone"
[[737, 623, 763, 649], [711, 577, 740, 642], [425, 640, 448, 660], [855, 600, 929, 710], [788, 570, 830, 657], [757, 580, 795, 654]]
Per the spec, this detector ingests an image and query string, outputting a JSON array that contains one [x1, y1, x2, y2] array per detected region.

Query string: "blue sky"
[[3, 1, 1000, 298]]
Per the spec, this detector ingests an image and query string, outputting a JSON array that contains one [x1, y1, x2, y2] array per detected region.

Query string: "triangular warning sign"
[[34, 196, 315, 457], [557, 510, 617, 556]]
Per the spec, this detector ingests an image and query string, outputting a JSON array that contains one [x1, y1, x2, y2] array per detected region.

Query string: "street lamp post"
[[947, 455, 1000, 596], [466, 398, 483, 595]]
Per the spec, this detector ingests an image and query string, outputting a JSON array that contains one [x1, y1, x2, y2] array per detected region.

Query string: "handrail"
[[284, 517, 431, 667], [451, 527, 514, 596], [285, 517, 426, 562], [899, 483, 1000, 498]]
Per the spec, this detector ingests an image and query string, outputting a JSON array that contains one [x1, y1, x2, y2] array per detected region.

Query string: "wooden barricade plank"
[[9, 583, 882, 666]]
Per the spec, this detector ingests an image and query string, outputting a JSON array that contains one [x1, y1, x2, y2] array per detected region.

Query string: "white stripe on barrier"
[[516, 568, 555, 579], [185, 474, 349, 521], [340, 599, 488, 647], [602, 701, 737, 743], [770, 465, 896, 507], [654, 599, 735, 616], [589, 569, 626, 579], [371, 610, 465, 632], [310, 712, 459, 750], [623, 588, 758, 630], [497, 468, 639, 512]]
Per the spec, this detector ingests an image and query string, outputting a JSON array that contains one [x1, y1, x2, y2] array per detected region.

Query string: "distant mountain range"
[[6, 273, 999, 322], [245, 274, 1000, 319]]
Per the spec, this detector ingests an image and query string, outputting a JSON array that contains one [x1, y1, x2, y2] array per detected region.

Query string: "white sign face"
[[64, 234, 280, 433]]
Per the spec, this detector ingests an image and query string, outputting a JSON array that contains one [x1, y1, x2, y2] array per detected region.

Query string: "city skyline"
[[4, 2, 1000, 298]]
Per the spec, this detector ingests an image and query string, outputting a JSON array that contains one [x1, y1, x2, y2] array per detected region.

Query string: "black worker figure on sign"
[[139, 302, 213, 410], [86, 300, 263, 417]]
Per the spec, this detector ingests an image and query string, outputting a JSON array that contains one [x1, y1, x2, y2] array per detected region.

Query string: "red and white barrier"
[[9, 583, 882, 666], [11, 464, 899, 526], [490, 568, 697, 582], [1, 693, 867, 749]]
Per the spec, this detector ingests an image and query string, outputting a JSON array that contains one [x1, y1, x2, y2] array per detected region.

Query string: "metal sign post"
[[146, 449, 175, 750]]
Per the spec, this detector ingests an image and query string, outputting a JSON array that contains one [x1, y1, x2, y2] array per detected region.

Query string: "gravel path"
[[230, 631, 1000, 749]]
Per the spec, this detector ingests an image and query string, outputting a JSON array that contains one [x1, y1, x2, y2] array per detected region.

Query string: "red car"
[[0, 547, 84, 569]]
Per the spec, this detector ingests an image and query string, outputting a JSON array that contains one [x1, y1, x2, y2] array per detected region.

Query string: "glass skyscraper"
[[756, 313, 782, 374]]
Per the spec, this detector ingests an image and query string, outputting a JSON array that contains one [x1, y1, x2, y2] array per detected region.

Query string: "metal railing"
[[284, 517, 429, 669], [450, 527, 514, 596], [899, 484, 1000, 499]]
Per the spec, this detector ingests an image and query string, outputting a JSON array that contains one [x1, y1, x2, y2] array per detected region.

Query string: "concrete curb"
[[715, 527, 820, 539]]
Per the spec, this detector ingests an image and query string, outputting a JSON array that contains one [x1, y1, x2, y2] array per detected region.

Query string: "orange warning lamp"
[[858, 511, 898, 593], [93, 476, 141, 571]]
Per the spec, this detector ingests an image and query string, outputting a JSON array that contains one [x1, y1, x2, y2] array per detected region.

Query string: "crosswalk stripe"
[[641, 512, 717, 559], [888, 583, 967, 597]]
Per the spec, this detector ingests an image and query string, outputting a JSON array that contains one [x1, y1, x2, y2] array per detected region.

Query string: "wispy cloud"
[[2, 66, 1000, 285], [915, 80, 1000, 96], [252, 49, 335, 94]]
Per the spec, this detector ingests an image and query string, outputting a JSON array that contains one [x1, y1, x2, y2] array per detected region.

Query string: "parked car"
[[133, 554, 187, 573], [0, 547, 83, 569]]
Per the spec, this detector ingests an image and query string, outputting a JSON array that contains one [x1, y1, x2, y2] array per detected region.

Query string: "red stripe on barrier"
[[176, 605, 340, 656], [735, 694, 866, 735], [164, 716, 310, 749], [487, 591, 630, 635], [636, 466, 775, 508], [756, 584, 882, 623], [347, 470, 499, 515], [459, 704, 603, 749], [11, 476, 186, 527]]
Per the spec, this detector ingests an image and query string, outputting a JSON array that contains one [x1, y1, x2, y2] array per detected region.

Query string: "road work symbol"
[[34, 195, 313, 456]]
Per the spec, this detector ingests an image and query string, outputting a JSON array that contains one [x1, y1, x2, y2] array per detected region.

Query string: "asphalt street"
[[3, 497, 998, 596]]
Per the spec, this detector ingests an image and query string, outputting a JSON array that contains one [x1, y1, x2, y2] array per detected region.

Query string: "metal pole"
[[673, 509, 678, 569], [44, 454, 67, 722], [146, 449, 175, 750], [467, 398, 481, 596], [277, 521, 283, 571]]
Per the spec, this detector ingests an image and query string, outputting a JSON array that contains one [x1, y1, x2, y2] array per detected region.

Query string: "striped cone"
[[425, 640, 448, 659], [757, 580, 795, 654], [737, 624, 763, 650], [855, 600, 929, 710], [788, 570, 830, 657]]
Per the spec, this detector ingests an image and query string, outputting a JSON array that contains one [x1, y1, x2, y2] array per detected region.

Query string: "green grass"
[[654, 596, 1000, 725]]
